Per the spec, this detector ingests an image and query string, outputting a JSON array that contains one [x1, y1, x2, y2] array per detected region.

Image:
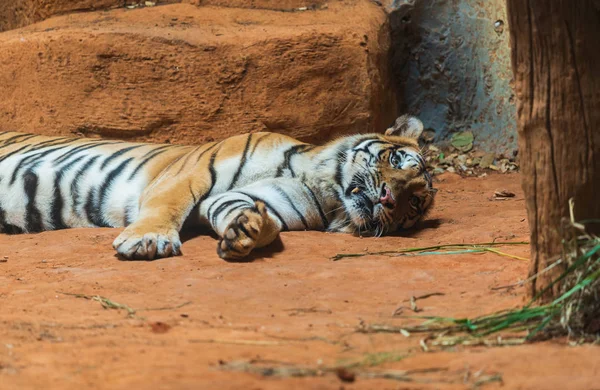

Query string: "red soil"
[[1, 172, 599, 389]]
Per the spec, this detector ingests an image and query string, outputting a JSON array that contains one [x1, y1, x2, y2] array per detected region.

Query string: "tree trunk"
[[506, 0, 600, 299]]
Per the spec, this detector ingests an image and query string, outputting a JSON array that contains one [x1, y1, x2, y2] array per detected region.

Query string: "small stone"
[[446, 166, 456, 173], [479, 153, 495, 169]]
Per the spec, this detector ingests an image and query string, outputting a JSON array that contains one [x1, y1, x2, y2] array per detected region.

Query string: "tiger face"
[[338, 115, 436, 236]]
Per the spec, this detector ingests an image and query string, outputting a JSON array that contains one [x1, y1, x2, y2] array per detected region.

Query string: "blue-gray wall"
[[389, 0, 517, 157]]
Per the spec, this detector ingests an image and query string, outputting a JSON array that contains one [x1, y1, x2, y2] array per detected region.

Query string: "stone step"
[[0, 1, 396, 144]]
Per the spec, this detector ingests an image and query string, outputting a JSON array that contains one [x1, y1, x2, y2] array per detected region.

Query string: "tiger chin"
[[0, 115, 435, 261]]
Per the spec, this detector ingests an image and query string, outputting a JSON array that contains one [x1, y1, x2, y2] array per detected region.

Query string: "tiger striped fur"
[[0, 115, 435, 260]]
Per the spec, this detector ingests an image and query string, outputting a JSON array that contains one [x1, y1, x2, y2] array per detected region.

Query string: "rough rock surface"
[[0, 1, 395, 144], [0, 1, 338, 33]]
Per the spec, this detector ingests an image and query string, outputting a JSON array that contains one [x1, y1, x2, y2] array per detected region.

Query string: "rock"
[[456, 154, 468, 165], [0, 2, 396, 145], [0, 1, 332, 32], [479, 153, 495, 169]]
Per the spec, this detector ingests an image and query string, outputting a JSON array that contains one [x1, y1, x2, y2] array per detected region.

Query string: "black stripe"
[[351, 136, 380, 150], [71, 156, 100, 216], [235, 191, 289, 231], [54, 141, 117, 165], [0, 134, 34, 148], [127, 145, 172, 180], [228, 134, 253, 190], [92, 157, 134, 227], [275, 144, 313, 178], [26, 138, 72, 152], [59, 155, 87, 172], [10, 140, 77, 185], [199, 145, 223, 202], [249, 133, 271, 156], [49, 155, 88, 230], [209, 199, 248, 227], [236, 222, 255, 240], [0, 144, 35, 164], [377, 147, 393, 160], [302, 182, 328, 229], [50, 172, 68, 230], [0, 206, 23, 234], [100, 145, 143, 170], [123, 197, 137, 226], [175, 146, 202, 175], [0, 134, 38, 150], [272, 184, 308, 229], [23, 166, 44, 232], [195, 142, 219, 163]]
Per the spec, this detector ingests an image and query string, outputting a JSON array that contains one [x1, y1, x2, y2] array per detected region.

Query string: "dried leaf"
[[451, 131, 474, 152], [479, 153, 495, 168], [494, 189, 515, 198]]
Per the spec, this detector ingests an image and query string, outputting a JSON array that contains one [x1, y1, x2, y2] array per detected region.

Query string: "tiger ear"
[[385, 115, 424, 140]]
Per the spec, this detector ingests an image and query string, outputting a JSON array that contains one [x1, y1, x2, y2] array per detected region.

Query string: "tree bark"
[[506, 0, 600, 299]]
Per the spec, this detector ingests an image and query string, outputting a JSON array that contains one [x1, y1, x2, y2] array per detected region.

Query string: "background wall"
[[0, 0, 517, 156], [388, 0, 517, 157]]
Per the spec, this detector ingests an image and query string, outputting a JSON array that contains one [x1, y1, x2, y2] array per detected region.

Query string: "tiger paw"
[[113, 225, 181, 260], [217, 203, 266, 261]]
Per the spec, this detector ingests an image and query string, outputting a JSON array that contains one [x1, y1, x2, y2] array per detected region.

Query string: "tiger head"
[[337, 115, 436, 236]]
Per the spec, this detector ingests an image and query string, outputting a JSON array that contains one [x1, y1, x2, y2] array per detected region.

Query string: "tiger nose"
[[379, 185, 395, 208]]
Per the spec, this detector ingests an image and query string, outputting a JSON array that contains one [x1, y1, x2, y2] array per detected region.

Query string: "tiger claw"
[[113, 228, 181, 260]]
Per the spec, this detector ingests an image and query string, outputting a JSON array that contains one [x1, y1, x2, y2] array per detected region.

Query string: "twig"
[[189, 339, 282, 346], [58, 291, 136, 316], [284, 307, 332, 316], [58, 291, 191, 318], [331, 242, 529, 261], [409, 292, 446, 301], [138, 302, 192, 312], [219, 360, 451, 383], [491, 259, 563, 290], [482, 248, 528, 261]]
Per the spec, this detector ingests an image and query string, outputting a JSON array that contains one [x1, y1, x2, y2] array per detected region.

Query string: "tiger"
[[0, 114, 435, 261]]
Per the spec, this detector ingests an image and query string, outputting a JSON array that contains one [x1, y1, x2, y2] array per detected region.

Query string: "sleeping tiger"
[[0, 115, 435, 260]]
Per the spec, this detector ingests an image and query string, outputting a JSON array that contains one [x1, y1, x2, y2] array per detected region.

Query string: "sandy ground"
[[1, 172, 599, 389]]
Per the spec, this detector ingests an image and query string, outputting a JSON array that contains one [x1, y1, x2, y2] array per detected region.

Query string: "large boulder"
[[0, 1, 396, 144], [0, 1, 331, 33]]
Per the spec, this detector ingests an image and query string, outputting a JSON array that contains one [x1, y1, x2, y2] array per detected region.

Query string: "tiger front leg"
[[113, 146, 219, 260], [112, 217, 183, 260], [200, 178, 330, 260], [216, 201, 280, 261], [112, 192, 190, 259]]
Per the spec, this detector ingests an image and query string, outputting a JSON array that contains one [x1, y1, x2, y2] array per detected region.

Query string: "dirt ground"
[[1, 172, 598, 389]]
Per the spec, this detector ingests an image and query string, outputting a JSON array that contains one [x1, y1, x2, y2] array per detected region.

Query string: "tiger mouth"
[[346, 187, 391, 235]]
